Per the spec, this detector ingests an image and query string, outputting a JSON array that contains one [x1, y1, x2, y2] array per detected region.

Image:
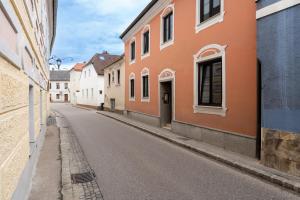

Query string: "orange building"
[[120, 0, 257, 158]]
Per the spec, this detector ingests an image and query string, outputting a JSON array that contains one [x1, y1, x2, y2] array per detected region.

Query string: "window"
[[56, 83, 60, 89], [129, 73, 135, 101], [142, 75, 149, 99], [64, 83, 68, 89], [86, 89, 88, 98], [163, 12, 173, 43], [160, 4, 175, 50], [200, 0, 220, 23], [91, 88, 94, 98], [198, 58, 222, 106], [85, 71, 87, 78], [143, 30, 150, 55], [89, 69, 91, 77], [56, 94, 60, 99], [50, 83, 52, 89], [130, 40, 136, 62], [130, 79, 135, 99], [112, 71, 115, 83], [193, 44, 227, 116], [108, 73, 111, 86], [117, 69, 121, 85], [196, 0, 224, 33]]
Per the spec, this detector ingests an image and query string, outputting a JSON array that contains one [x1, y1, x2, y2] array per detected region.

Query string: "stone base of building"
[[11, 125, 46, 200], [261, 128, 300, 177], [124, 110, 160, 127], [124, 110, 256, 158], [172, 120, 257, 158], [104, 107, 124, 115]]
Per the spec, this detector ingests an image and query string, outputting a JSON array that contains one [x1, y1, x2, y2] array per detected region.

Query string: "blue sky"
[[52, 0, 150, 69]]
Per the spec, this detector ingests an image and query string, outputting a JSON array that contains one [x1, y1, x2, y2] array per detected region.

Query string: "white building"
[[104, 56, 125, 112], [70, 63, 85, 104], [77, 52, 121, 109], [50, 70, 70, 103]]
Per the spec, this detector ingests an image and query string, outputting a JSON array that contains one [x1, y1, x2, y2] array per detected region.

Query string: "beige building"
[[0, 0, 57, 199], [104, 55, 125, 112]]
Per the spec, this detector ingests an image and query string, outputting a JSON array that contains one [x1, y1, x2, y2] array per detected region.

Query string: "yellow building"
[[0, 0, 57, 199]]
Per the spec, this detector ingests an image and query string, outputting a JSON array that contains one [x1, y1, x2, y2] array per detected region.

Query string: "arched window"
[[193, 44, 227, 116], [129, 37, 136, 65], [129, 73, 135, 101], [160, 4, 175, 50], [141, 68, 150, 102], [141, 25, 151, 59]]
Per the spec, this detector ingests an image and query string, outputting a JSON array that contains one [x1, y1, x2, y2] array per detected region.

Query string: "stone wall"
[[261, 128, 300, 176]]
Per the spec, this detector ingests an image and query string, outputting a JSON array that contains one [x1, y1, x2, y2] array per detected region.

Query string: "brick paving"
[[55, 112, 103, 200]]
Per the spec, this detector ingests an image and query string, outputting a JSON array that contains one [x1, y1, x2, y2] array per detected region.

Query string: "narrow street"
[[51, 104, 299, 200]]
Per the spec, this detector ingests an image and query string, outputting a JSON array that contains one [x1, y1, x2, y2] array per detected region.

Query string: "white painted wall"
[[104, 59, 125, 111], [77, 64, 105, 107], [69, 70, 82, 104], [50, 81, 70, 102]]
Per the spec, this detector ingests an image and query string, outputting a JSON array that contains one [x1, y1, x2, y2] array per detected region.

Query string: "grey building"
[[257, 1, 300, 176], [50, 70, 71, 102]]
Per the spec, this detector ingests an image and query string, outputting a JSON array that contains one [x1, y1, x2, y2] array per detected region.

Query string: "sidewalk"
[[96, 110, 300, 193]]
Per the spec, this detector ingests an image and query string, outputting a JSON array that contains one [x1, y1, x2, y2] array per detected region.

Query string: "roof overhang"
[[120, 0, 172, 42]]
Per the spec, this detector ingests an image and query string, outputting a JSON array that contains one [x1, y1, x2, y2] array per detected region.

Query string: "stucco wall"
[[104, 59, 125, 111], [70, 70, 81, 104], [124, 0, 257, 138], [77, 64, 105, 107]]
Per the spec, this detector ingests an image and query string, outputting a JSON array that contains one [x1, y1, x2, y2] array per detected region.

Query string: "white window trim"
[[129, 73, 135, 101], [129, 37, 136, 65], [193, 44, 227, 117], [160, 3, 175, 51], [141, 68, 150, 102], [256, 0, 299, 19], [0, 0, 22, 69], [141, 25, 151, 60], [195, 0, 225, 33]]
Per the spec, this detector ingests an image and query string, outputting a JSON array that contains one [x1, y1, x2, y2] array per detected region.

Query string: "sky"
[[51, 0, 150, 69]]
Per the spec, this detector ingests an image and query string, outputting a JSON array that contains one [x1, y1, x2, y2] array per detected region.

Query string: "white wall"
[[104, 59, 125, 111], [77, 64, 105, 107], [50, 81, 70, 102], [69, 70, 81, 104]]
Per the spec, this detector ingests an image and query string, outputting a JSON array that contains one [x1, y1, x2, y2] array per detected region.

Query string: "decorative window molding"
[[141, 67, 150, 102], [195, 0, 225, 33], [0, 0, 22, 69], [129, 72, 135, 101], [160, 3, 175, 51], [141, 25, 150, 60], [193, 44, 227, 116], [129, 37, 136, 65]]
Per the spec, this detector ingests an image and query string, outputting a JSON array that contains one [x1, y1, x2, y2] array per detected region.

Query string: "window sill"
[[141, 98, 150, 103], [129, 98, 135, 102], [160, 40, 174, 51], [193, 105, 227, 117], [141, 52, 150, 60], [195, 12, 224, 33], [129, 60, 136, 65]]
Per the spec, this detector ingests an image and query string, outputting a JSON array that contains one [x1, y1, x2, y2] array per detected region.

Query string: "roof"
[[50, 70, 70, 81], [84, 52, 122, 75], [104, 54, 124, 69], [71, 63, 85, 72], [120, 0, 158, 39]]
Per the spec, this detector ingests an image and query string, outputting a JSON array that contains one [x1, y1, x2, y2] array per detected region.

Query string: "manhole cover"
[[71, 172, 95, 184]]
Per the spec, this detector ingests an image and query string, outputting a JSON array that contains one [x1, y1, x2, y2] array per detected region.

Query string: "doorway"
[[160, 81, 172, 128], [64, 94, 68, 102], [110, 98, 116, 112]]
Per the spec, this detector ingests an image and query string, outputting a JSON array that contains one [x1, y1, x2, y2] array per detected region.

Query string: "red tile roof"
[[72, 63, 85, 72]]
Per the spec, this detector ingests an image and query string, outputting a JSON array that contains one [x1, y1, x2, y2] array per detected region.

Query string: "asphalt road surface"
[[52, 104, 300, 200]]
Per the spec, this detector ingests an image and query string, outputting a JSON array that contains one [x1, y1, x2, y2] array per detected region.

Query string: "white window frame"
[[129, 73, 135, 101], [141, 68, 150, 102], [195, 0, 225, 33], [141, 25, 151, 60], [160, 3, 175, 51], [129, 37, 136, 65], [193, 44, 227, 116]]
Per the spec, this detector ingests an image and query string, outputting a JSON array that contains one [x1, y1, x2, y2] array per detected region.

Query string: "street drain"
[[71, 172, 95, 184]]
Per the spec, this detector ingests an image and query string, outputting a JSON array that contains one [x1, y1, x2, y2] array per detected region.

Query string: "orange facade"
[[122, 0, 257, 138]]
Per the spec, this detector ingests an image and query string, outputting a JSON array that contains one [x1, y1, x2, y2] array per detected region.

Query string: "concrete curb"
[[97, 111, 300, 194]]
